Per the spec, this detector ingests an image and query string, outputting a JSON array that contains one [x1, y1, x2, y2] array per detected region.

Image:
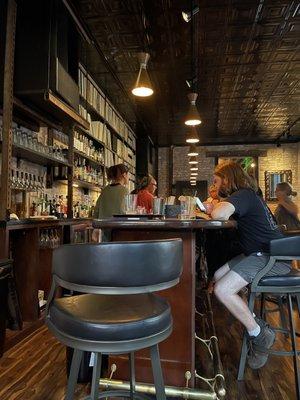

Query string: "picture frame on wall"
[[265, 170, 292, 201]]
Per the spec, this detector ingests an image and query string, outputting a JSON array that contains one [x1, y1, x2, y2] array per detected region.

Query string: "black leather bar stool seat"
[[259, 270, 300, 287], [238, 236, 300, 400], [49, 293, 171, 343], [46, 239, 183, 400]]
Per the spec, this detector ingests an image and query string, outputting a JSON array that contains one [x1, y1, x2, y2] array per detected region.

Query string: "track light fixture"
[[132, 52, 153, 97], [182, 6, 199, 23]]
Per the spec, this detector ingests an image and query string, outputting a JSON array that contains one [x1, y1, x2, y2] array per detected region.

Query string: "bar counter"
[[93, 217, 236, 398], [0, 218, 93, 323]]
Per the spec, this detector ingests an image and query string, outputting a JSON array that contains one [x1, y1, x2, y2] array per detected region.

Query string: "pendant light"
[[190, 166, 198, 171], [184, 0, 202, 137], [184, 93, 201, 126], [188, 156, 198, 164], [191, 172, 198, 176], [132, 52, 153, 97], [186, 127, 199, 143], [187, 144, 199, 156]]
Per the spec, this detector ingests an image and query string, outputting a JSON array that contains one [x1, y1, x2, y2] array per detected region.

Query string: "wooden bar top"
[[3, 218, 92, 230], [93, 217, 236, 230]]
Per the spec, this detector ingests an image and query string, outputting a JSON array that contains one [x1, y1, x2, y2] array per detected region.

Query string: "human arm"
[[93, 195, 101, 219], [278, 199, 298, 217], [211, 201, 236, 220]]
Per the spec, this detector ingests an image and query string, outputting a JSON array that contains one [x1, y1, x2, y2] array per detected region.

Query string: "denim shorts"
[[228, 253, 291, 283]]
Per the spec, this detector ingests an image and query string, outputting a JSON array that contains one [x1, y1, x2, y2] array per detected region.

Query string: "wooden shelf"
[[73, 148, 105, 169], [74, 125, 106, 148], [4, 142, 71, 167], [79, 95, 106, 124], [45, 91, 90, 130], [13, 93, 90, 131], [79, 96, 134, 146], [73, 179, 102, 192]]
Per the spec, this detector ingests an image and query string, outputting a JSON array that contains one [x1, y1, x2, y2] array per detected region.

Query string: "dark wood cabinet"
[[14, 0, 79, 111]]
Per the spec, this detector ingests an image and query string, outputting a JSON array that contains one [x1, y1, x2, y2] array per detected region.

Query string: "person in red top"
[[136, 174, 157, 213]]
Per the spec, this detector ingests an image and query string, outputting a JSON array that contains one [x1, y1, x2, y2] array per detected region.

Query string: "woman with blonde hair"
[[275, 182, 300, 230], [210, 161, 291, 370]]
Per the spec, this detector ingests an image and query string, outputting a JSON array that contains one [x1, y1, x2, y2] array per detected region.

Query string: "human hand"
[[203, 202, 214, 215], [92, 229, 100, 242]]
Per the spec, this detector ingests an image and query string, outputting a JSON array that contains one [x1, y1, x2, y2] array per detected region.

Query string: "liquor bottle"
[[53, 165, 59, 179]]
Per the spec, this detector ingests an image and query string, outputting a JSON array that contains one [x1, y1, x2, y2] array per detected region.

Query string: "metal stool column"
[[150, 344, 167, 400], [287, 294, 300, 399]]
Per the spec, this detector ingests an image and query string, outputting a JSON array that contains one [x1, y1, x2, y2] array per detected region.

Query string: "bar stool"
[[238, 236, 300, 399], [46, 239, 183, 400]]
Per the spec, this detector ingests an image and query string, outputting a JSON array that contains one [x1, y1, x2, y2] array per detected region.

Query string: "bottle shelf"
[[8, 142, 71, 167], [73, 179, 102, 192], [73, 149, 104, 169], [75, 125, 106, 148]]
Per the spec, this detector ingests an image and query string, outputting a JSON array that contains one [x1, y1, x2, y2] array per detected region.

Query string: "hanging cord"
[[190, 0, 194, 91]]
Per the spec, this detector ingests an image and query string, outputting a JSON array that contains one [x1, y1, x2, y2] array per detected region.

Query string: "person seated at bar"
[[274, 182, 300, 231], [210, 161, 291, 370], [94, 163, 129, 218], [136, 174, 157, 213], [206, 184, 220, 206], [93, 164, 129, 241], [203, 184, 221, 215]]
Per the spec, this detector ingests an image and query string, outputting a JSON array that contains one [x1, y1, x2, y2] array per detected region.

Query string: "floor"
[[213, 297, 298, 400], [0, 297, 299, 400]]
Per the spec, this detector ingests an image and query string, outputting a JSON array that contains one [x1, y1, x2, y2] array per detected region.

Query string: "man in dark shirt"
[[211, 162, 291, 370]]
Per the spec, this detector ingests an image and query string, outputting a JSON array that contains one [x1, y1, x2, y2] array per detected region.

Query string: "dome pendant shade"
[[188, 156, 198, 164], [185, 93, 201, 126], [187, 144, 199, 156], [186, 127, 200, 143], [132, 53, 154, 97]]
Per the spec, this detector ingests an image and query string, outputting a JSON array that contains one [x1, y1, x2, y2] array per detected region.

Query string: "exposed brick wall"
[[172, 146, 215, 184], [157, 147, 169, 198], [158, 143, 300, 208]]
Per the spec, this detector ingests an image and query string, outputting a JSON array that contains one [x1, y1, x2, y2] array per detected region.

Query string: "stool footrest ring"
[[85, 389, 152, 400]]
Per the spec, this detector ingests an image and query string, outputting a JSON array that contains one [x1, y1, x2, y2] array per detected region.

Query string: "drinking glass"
[[44, 230, 50, 248], [21, 132, 28, 147], [180, 201, 189, 220], [124, 194, 137, 215], [40, 231, 46, 248], [153, 197, 164, 215], [180, 197, 196, 219]]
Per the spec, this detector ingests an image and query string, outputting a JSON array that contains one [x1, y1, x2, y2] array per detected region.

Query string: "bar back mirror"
[[265, 170, 292, 201]]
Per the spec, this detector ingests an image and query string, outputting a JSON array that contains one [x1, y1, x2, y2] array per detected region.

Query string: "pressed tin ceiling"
[[72, 0, 300, 146]]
